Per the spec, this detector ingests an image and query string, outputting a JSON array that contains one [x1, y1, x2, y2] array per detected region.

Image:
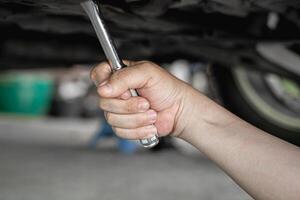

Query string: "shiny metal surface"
[[81, 0, 123, 71], [81, 0, 159, 148]]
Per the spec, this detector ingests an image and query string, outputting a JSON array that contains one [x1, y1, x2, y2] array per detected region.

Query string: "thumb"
[[97, 62, 153, 98], [90, 62, 112, 87]]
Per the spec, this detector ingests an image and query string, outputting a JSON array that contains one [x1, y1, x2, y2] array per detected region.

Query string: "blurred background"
[[0, 61, 255, 200], [1, 0, 300, 200]]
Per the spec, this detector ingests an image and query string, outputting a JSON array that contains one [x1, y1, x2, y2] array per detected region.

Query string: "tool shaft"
[[81, 0, 159, 148], [81, 0, 123, 71]]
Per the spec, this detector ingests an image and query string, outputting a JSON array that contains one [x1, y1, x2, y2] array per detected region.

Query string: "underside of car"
[[0, 0, 299, 70], [1, 0, 300, 144]]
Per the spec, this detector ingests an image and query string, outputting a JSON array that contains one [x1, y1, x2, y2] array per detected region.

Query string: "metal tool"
[[81, 0, 159, 148]]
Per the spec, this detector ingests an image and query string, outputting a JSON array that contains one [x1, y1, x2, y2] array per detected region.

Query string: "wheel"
[[213, 65, 300, 145]]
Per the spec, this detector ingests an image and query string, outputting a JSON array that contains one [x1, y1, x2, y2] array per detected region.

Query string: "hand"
[[91, 60, 192, 140]]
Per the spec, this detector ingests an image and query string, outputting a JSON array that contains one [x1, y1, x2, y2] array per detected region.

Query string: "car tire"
[[213, 65, 300, 146]]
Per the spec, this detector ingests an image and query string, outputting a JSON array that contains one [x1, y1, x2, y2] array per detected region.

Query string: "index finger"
[[90, 62, 112, 87], [91, 60, 143, 86]]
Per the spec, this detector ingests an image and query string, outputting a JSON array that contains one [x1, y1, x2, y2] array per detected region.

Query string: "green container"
[[0, 72, 54, 116]]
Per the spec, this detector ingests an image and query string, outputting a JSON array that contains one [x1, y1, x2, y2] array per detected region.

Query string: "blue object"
[[89, 121, 138, 154], [118, 139, 138, 154]]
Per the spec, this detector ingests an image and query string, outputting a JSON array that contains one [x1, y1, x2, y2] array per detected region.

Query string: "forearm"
[[180, 88, 300, 200]]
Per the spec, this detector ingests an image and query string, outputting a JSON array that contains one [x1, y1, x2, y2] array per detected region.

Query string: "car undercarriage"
[[1, 0, 300, 144], [1, 0, 300, 72]]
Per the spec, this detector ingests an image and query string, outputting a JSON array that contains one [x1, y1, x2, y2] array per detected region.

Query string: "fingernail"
[[138, 101, 149, 111], [148, 110, 157, 122], [99, 84, 112, 94]]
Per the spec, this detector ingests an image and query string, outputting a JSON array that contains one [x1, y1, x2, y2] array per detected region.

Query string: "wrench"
[[81, 0, 159, 148]]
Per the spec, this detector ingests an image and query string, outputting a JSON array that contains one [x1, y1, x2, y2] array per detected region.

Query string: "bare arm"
[[181, 88, 300, 200], [92, 61, 300, 200]]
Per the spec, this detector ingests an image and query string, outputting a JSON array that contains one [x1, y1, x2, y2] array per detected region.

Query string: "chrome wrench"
[[81, 0, 159, 148]]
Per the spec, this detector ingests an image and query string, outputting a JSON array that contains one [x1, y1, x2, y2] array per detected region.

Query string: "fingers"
[[90, 62, 112, 86], [97, 62, 156, 98], [105, 109, 157, 129], [92, 60, 161, 141], [90, 60, 141, 87], [122, 60, 139, 66], [119, 91, 132, 100], [99, 96, 150, 114], [113, 125, 157, 140]]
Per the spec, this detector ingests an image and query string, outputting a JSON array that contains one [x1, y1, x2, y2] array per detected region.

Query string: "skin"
[[91, 60, 300, 200]]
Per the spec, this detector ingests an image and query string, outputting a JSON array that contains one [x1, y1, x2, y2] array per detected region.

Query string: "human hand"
[[91, 60, 195, 140]]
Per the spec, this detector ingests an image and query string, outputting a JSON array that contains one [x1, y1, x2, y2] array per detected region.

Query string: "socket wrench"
[[81, 0, 159, 148]]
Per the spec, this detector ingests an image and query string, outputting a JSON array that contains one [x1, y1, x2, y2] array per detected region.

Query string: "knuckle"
[[126, 98, 139, 112], [138, 62, 149, 70], [105, 112, 113, 123], [111, 70, 122, 81], [121, 68, 132, 79], [136, 62, 158, 77], [110, 70, 128, 87], [141, 61, 156, 70]]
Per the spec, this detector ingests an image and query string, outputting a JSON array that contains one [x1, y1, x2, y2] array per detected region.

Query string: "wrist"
[[176, 86, 236, 145]]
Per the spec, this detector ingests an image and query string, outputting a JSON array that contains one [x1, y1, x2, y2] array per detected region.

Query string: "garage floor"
[[0, 117, 252, 200]]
